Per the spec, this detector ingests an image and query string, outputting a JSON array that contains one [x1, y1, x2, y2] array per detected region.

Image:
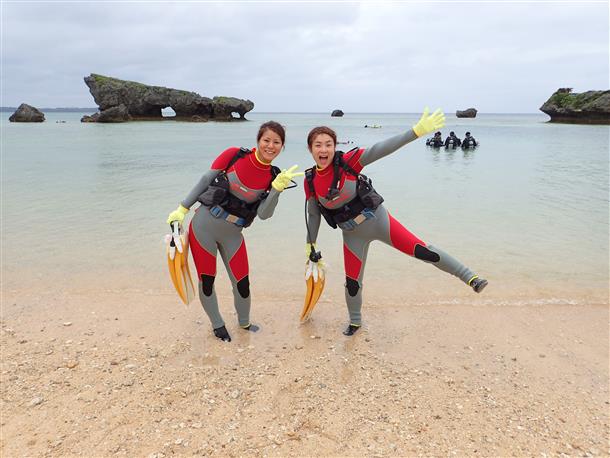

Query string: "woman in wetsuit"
[[167, 121, 302, 342], [303, 109, 488, 336]]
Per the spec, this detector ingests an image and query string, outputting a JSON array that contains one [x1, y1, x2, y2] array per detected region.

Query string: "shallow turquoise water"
[[1, 112, 608, 299]]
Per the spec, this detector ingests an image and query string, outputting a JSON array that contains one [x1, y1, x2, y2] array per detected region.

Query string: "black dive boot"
[[213, 325, 232, 342], [343, 324, 361, 336], [470, 277, 488, 293]]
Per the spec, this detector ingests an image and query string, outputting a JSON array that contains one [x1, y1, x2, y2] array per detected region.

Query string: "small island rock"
[[9, 103, 45, 122]]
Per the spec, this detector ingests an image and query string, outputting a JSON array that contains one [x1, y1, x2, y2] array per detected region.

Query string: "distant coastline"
[[1, 107, 97, 113], [1, 108, 545, 115]]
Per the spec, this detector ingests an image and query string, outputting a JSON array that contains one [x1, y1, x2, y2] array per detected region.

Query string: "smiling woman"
[[303, 109, 488, 336], [165, 121, 303, 342]]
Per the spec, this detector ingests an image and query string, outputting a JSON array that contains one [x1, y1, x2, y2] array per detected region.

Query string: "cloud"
[[1, 2, 607, 112]]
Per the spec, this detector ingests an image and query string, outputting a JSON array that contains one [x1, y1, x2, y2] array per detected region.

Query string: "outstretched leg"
[[379, 209, 486, 291]]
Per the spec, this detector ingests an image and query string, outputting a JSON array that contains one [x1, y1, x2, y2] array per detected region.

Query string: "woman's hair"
[[257, 121, 286, 144], [307, 126, 337, 149]]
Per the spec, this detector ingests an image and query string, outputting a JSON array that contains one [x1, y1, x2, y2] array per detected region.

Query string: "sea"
[[1, 112, 608, 306]]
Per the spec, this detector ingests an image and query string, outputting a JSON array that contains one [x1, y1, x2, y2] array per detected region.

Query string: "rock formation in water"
[[82, 74, 254, 123], [456, 108, 477, 118], [9, 103, 45, 122], [331, 109, 344, 117], [540, 88, 610, 124]]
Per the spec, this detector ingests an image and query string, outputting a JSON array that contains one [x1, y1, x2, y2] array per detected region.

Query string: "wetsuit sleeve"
[[257, 188, 281, 220], [180, 169, 218, 209], [306, 197, 321, 243], [179, 148, 239, 208], [359, 129, 419, 167]]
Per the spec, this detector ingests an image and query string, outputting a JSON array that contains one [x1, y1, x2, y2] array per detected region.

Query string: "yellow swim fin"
[[167, 240, 180, 296], [167, 223, 194, 305], [300, 275, 314, 321], [180, 231, 195, 303], [300, 262, 325, 323]]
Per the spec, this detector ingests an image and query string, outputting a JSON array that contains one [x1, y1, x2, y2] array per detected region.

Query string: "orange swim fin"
[[300, 275, 314, 321], [181, 231, 195, 303], [167, 241, 180, 295], [300, 262, 325, 323], [166, 223, 194, 305]]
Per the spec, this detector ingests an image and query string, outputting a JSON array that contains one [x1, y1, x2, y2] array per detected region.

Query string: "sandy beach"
[[1, 277, 608, 457]]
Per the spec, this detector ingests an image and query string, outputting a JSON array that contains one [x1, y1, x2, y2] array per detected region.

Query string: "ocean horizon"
[[1, 111, 608, 306]]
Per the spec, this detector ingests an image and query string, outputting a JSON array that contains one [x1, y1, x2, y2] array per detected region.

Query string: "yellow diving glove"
[[271, 165, 305, 192], [305, 243, 323, 263], [412, 107, 446, 137], [166, 204, 189, 225]]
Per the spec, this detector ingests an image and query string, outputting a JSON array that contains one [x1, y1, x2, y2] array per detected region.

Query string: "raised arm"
[[257, 188, 281, 220], [360, 130, 418, 166], [359, 108, 445, 167], [258, 165, 304, 220]]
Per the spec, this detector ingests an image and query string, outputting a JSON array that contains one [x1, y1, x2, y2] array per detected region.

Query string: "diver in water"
[[303, 109, 488, 336], [462, 132, 478, 149], [444, 131, 461, 149], [166, 121, 303, 342], [426, 131, 444, 147]]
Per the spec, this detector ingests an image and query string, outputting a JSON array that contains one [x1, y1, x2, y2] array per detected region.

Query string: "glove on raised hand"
[[271, 165, 304, 192], [412, 107, 446, 137]]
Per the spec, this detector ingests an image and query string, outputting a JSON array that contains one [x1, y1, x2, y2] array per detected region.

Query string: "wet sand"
[[1, 275, 608, 457]]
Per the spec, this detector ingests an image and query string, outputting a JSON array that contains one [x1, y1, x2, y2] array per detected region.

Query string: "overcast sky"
[[1, 1, 608, 113]]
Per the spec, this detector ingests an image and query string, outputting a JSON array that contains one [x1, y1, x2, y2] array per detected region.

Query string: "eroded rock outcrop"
[[456, 108, 477, 118], [82, 74, 254, 123], [540, 88, 610, 124], [9, 103, 45, 122], [331, 109, 344, 117]]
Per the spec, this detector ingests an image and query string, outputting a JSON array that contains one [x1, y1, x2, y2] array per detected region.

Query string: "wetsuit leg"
[[342, 231, 372, 327], [189, 213, 224, 329], [218, 234, 251, 328], [377, 207, 476, 284]]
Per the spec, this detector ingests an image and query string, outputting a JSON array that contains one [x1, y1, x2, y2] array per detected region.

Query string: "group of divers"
[[426, 130, 479, 149], [166, 108, 488, 343]]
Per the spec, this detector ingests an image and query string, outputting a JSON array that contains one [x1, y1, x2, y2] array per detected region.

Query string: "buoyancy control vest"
[[198, 147, 280, 227], [462, 137, 477, 149], [305, 148, 384, 229]]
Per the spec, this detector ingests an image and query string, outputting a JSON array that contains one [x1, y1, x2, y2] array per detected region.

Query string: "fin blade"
[[167, 245, 182, 298], [174, 250, 188, 304], [302, 276, 325, 322], [181, 234, 195, 304], [300, 276, 314, 321]]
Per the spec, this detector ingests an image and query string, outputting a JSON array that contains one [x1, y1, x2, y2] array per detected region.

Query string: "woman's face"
[[309, 133, 336, 169], [257, 129, 283, 163]]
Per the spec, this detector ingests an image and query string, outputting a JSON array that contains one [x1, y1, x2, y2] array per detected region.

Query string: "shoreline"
[[1, 285, 608, 457]]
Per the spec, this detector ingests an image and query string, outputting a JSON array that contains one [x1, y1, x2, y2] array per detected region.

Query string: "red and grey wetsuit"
[[305, 130, 478, 326], [181, 147, 281, 329]]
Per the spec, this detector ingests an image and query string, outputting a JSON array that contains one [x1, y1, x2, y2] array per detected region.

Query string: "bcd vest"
[[197, 148, 280, 227], [305, 148, 384, 229]]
